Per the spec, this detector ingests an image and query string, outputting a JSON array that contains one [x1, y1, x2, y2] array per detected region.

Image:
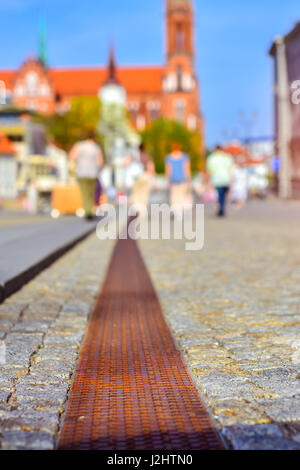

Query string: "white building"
[[0, 133, 17, 199]]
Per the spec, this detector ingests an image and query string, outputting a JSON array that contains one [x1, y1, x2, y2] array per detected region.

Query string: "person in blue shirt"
[[165, 142, 191, 214]]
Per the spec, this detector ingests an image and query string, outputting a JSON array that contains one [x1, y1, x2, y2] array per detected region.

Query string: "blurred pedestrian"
[[165, 143, 191, 215], [69, 131, 103, 220], [231, 155, 248, 210], [131, 143, 155, 216], [206, 145, 234, 217], [26, 181, 38, 214]]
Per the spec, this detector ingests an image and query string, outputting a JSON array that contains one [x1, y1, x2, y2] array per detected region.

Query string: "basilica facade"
[[0, 0, 203, 135]]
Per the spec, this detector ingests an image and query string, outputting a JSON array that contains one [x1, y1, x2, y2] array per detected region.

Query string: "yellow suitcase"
[[51, 184, 83, 216]]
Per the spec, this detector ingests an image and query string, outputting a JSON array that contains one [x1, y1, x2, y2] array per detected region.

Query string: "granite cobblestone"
[[0, 234, 113, 450], [139, 200, 300, 450]]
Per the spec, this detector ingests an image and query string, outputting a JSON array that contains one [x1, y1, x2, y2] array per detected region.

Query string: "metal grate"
[[58, 233, 224, 450]]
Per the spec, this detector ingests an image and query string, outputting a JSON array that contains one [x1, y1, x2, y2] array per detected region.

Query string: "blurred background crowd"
[[0, 0, 298, 218]]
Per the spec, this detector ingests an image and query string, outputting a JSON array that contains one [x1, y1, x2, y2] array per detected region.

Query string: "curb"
[[0, 224, 97, 305]]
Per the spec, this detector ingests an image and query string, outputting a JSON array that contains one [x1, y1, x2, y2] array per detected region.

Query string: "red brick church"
[[0, 0, 203, 134]]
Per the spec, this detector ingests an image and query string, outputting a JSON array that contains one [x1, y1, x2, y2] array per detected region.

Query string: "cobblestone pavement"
[[0, 234, 113, 450], [1, 199, 300, 451], [139, 199, 300, 450]]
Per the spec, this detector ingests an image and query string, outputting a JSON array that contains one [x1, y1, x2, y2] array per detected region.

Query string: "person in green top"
[[206, 145, 234, 217]]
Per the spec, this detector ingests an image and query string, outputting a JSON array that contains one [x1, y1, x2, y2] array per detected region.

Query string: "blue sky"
[[0, 0, 299, 146]]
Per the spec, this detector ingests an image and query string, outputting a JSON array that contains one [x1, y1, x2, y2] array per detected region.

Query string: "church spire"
[[105, 45, 120, 84], [38, 16, 48, 66]]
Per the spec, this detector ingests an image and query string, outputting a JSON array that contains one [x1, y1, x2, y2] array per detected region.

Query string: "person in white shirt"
[[69, 131, 103, 220], [206, 145, 234, 217]]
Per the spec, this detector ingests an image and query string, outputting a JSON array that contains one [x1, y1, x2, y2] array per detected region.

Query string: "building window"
[[182, 74, 194, 92], [174, 99, 186, 122], [176, 23, 185, 51], [26, 72, 39, 97], [163, 74, 177, 93], [14, 84, 25, 97], [176, 65, 183, 91], [136, 115, 146, 130], [40, 83, 50, 97], [187, 114, 197, 130], [147, 101, 160, 121], [128, 102, 139, 121]]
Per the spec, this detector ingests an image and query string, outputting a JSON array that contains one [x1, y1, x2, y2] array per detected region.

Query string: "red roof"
[[223, 144, 248, 156], [0, 66, 164, 95], [48, 68, 106, 95], [0, 70, 16, 89], [0, 133, 16, 155], [118, 66, 164, 94], [223, 144, 266, 165], [50, 66, 164, 95]]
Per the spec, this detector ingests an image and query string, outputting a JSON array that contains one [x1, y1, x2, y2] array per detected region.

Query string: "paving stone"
[[0, 389, 10, 404], [0, 319, 14, 333], [222, 423, 299, 450], [260, 395, 300, 423], [5, 332, 44, 348], [248, 373, 300, 398], [139, 200, 300, 449], [17, 372, 69, 387], [196, 373, 260, 401], [14, 383, 69, 410], [0, 409, 59, 433], [61, 303, 90, 315], [1, 430, 54, 450], [43, 333, 84, 347], [32, 348, 78, 363], [0, 234, 114, 449], [28, 358, 76, 373], [210, 399, 269, 427], [0, 304, 26, 321], [29, 363, 71, 380], [0, 365, 28, 379]]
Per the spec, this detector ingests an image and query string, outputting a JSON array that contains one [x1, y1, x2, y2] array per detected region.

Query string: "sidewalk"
[[0, 213, 98, 302], [139, 199, 300, 449], [0, 198, 299, 450], [0, 234, 113, 450]]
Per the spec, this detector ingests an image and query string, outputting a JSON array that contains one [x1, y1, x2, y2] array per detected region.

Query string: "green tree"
[[36, 96, 102, 151], [140, 118, 203, 174]]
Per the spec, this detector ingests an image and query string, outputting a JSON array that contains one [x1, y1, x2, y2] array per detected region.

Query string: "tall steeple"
[[99, 45, 126, 107], [166, 0, 194, 60], [38, 16, 48, 66], [163, 0, 202, 137], [105, 46, 120, 85]]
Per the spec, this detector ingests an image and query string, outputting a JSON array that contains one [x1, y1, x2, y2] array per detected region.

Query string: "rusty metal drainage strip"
[[58, 234, 224, 450]]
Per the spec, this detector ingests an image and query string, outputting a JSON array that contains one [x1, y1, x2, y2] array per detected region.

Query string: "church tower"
[[163, 0, 202, 137], [167, 0, 194, 60]]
